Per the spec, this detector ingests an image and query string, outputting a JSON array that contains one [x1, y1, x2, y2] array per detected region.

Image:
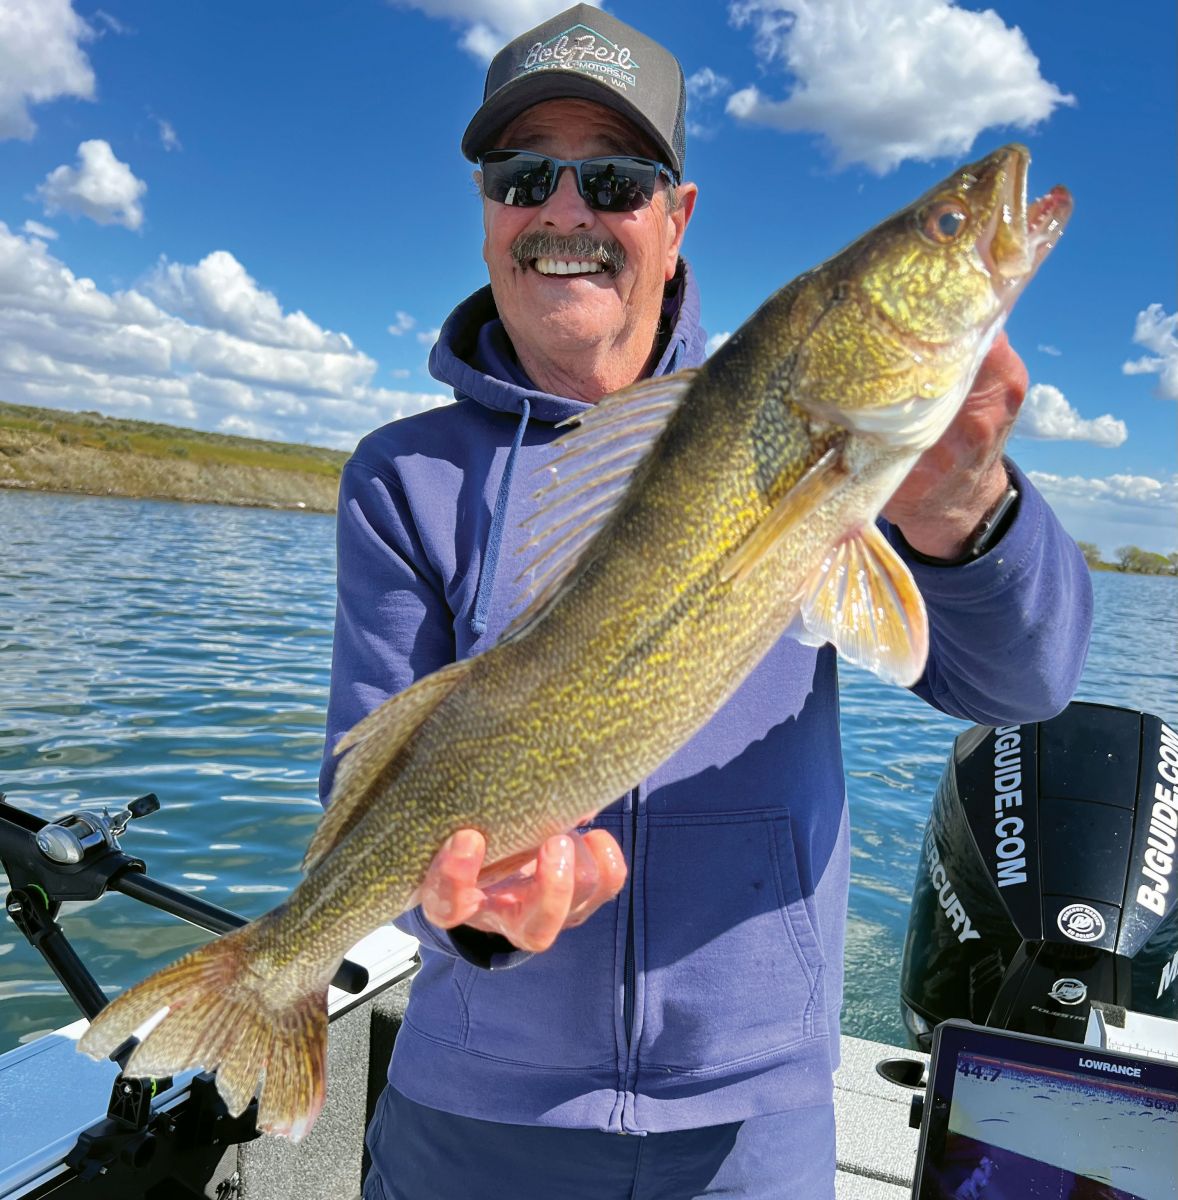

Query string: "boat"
[[2, 700, 1175, 1199]]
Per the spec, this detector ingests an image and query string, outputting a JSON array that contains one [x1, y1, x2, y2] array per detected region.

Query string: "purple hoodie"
[[319, 262, 1093, 1134]]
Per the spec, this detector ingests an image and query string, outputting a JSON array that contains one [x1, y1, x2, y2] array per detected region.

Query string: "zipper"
[[622, 787, 639, 1044]]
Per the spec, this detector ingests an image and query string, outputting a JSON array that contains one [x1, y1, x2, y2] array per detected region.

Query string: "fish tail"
[[77, 921, 329, 1141]]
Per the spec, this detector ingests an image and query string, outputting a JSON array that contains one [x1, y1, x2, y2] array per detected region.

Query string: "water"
[[1, 490, 1175, 1054]]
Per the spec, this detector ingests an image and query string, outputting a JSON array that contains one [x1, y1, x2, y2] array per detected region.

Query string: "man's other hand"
[[418, 827, 627, 952], [883, 332, 1028, 560]]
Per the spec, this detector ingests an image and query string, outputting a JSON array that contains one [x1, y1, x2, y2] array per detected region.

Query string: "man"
[[320, 7, 1092, 1197]]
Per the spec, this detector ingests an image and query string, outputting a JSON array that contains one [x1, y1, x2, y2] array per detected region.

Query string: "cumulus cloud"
[[706, 331, 732, 356], [687, 67, 731, 102], [726, 0, 1074, 173], [686, 66, 733, 139], [388, 1, 585, 61], [388, 310, 416, 336], [143, 251, 354, 355], [1028, 469, 1178, 555], [21, 219, 58, 241], [1015, 384, 1127, 448], [0, 0, 95, 140], [1037, 344, 1061, 357], [37, 139, 147, 230], [416, 326, 442, 347], [0, 222, 450, 449], [1029, 470, 1178, 528], [1122, 304, 1178, 401]]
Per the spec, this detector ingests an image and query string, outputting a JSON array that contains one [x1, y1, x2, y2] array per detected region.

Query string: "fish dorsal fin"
[[720, 447, 848, 584], [504, 369, 698, 640], [302, 659, 471, 872], [796, 522, 928, 686]]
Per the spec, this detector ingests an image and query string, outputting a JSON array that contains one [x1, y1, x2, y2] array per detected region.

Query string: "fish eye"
[[920, 200, 969, 244]]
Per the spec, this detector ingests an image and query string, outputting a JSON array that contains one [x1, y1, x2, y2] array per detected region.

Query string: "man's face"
[[480, 98, 695, 382]]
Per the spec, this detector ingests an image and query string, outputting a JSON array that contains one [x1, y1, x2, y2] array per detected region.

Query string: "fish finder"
[[911, 1019, 1178, 1200]]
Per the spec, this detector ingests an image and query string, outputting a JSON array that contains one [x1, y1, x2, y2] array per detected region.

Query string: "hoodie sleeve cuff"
[[394, 907, 535, 970]]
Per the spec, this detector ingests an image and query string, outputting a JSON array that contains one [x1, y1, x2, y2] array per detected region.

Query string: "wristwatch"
[[902, 471, 1021, 567]]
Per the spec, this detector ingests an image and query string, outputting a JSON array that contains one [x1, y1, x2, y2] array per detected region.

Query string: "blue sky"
[[0, 0, 1174, 555]]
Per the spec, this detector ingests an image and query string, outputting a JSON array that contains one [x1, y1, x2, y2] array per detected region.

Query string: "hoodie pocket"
[[456, 812, 623, 1070], [637, 808, 825, 1073]]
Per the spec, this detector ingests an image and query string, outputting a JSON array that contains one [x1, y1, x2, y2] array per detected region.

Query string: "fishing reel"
[[33, 792, 160, 865]]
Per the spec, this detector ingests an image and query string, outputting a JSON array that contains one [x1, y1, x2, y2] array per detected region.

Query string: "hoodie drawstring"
[[471, 398, 531, 637]]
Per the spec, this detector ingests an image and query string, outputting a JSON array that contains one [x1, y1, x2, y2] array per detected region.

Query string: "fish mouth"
[[980, 146, 1072, 296]]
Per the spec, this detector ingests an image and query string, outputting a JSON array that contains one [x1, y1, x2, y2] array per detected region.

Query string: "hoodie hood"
[[427, 259, 707, 424]]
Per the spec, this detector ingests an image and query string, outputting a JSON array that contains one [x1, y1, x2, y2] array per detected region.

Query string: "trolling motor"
[[0, 791, 370, 1194], [900, 701, 1178, 1048]]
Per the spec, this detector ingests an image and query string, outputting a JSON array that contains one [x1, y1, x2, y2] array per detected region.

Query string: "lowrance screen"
[[913, 1021, 1178, 1200]]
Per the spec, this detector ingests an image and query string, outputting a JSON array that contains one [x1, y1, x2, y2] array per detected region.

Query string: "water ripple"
[[1, 491, 1176, 1051]]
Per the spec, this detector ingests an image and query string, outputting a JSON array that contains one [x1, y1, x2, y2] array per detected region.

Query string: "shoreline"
[[1, 401, 346, 514]]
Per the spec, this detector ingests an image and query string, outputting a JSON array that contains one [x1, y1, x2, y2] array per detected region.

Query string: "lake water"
[[1, 489, 1175, 1054]]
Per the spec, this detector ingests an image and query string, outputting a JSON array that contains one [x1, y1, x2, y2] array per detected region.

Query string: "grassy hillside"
[[0, 402, 348, 512]]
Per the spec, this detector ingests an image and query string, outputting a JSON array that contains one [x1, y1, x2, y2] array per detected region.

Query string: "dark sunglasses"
[[479, 150, 676, 214]]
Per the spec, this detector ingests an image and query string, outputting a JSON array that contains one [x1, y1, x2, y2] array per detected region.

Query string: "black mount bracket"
[[0, 790, 370, 1187]]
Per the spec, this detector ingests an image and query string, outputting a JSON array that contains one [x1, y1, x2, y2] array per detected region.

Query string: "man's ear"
[[473, 168, 484, 197], [664, 182, 698, 281]]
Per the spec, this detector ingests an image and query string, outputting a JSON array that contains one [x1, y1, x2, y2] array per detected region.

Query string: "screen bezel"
[[911, 1019, 1178, 1199]]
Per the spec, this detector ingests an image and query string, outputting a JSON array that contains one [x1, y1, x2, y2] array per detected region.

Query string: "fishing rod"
[[0, 791, 370, 1195]]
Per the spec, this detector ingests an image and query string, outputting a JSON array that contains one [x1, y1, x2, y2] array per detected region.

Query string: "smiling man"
[[320, 6, 1091, 1198], [477, 97, 695, 402]]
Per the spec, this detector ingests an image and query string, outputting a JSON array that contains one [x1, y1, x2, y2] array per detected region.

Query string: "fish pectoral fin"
[[796, 522, 928, 686], [719, 447, 847, 585], [304, 659, 472, 872]]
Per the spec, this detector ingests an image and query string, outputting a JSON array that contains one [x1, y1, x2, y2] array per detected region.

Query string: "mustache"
[[510, 232, 626, 275]]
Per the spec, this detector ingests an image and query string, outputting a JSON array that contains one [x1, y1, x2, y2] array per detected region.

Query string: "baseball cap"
[[461, 4, 687, 180]]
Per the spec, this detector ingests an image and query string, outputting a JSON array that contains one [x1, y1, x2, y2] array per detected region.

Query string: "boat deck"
[[0, 929, 928, 1198]]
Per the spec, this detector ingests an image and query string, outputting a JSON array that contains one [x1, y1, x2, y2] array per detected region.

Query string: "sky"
[[0, 0, 1174, 556]]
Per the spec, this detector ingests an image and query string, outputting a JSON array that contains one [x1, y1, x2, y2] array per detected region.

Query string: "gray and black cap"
[[461, 4, 687, 180]]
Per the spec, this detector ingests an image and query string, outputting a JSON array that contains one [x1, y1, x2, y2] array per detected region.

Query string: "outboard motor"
[[900, 701, 1178, 1049]]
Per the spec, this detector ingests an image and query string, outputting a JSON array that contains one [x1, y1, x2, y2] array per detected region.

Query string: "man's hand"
[[418, 827, 627, 953], [883, 333, 1029, 560]]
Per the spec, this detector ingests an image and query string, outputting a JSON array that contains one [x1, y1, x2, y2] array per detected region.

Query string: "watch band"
[[901, 472, 1021, 567]]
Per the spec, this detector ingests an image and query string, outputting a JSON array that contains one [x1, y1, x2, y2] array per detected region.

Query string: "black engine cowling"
[[900, 701, 1178, 1049]]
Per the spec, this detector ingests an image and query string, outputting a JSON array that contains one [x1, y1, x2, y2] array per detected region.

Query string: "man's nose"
[[541, 166, 593, 231]]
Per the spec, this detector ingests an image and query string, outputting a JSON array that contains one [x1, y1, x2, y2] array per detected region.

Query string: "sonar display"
[[919, 1051, 1177, 1200]]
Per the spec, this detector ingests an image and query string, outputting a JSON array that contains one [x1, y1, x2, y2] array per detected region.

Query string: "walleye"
[[78, 145, 1071, 1139]]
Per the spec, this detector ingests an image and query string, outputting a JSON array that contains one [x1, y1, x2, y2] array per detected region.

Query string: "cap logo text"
[[521, 25, 639, 92]]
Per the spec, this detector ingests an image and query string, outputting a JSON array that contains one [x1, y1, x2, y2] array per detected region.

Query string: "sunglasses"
[[479, 150, 676, 214]]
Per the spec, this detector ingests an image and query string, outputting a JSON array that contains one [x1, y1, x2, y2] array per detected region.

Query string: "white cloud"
[[144, 251, 352, 354], [706, 331, 732, 356], [1029, 472, 1178, 509], [1037, 344, 1061, 357], [1122, 304, 1178, 401], [460, 23, 504, 61], [37, 139, 147, 230], [1015, 384, 1127, 448], [0, 222, 450, 449], [416, 326, 441, 347], [92, 9, 131, 35], [389, 1, 585, 61], [21, 219, 58, 241], [156, 117, 180, 151], [0, 0, 95, 140], [388, 310, 416, 336], [687, 67, 731, 102], [1029, 470, 1178, 556], [726, 0, 1074, 173]]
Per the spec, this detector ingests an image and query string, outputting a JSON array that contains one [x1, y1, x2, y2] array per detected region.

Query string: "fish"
[[77, 144, 1071, 1139]]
